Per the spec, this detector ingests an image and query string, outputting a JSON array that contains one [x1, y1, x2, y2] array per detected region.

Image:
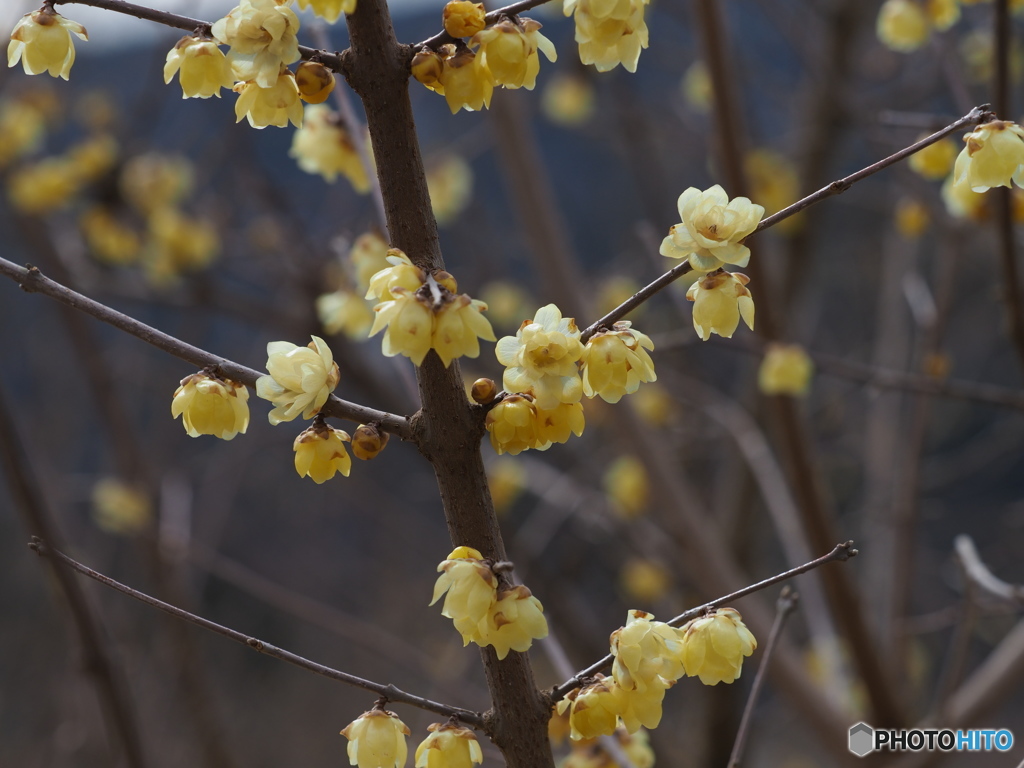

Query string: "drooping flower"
[[212, 0, 301, 88], [534, 401, 585, 448], [660, 185, 765, 272], [294, 60, 336, 103], [876, 0, 929, 53], [171, 372, 250, 440], [909, 135, 957, 180], [927, 0, 959, 31], [256, 335, 341, 424], [679, 607, 757, 685], [8, 7, 88, 80], [758, 343, 813, 396], [7, 157, 83, 214], [495, 304, 584, 410], [293, 422, 352, 483], [290, 105, 369, 189], [603, 456, 648, 518], [485, 394, 543, 455], [366, 248, 426, 301], [80, 206, 141, 266], [317, 289, 374, 338], [163, 36, 235, 99], [341, 708, 410, 768], [563, 0, 649, 73], [941, 171, 986, 220], [620, 559, 670, 603], [120, 152, 194, 214], [556, 674, 623, 741], [92, 478, 151, 536], [481, 585, 549, 659], [686, 271, 755, 341], [439, 48, 494, 114], [894, 197, 930, 239], [432, 294, 496, 367], [369, 287, 436, 365], [580, 322, 656, 404], [350, 233, 393, 293], [540, 73, 595, 127], [427, 154, 473, 226], [471, 18, 556, 91], [415, 722, 484, 768], [952, 120, 1024, 193], [234, 69, 304, 129], [430, 546, 498, 645], [296, 0, 356, 24], [443, 1, 487, 38], [615, 685, 667, 734], [609, 610, 685, 694]]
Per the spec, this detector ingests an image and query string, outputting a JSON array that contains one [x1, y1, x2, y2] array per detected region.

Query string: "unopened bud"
[[443, 1, 487, 38], [295, 61, 336, 104], [411, 49, 444, 91], [351, 423, 389, 460], [471, 378, 497, 404], [433, 270, 458, 293]]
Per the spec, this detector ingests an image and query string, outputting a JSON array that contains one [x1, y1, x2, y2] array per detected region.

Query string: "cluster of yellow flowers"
[[563, 0, 650, 73], [366, 248, 496, 367], [410, 2, 556, 114], [7, 132, 115, 215], [342, 709, 482, 768], [558, 609, 756, 742], [876, 0, 1024, 54], [430, 547, 549, 659], [558, 727, 654, 768], [316, 232, 389, 340], [659, 185, 765, 341], [485, 304, 655, 455]]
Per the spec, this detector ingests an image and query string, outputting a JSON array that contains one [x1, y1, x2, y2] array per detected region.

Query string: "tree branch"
[[954, 535, 1024, 605], [28, 537, 485, 728], [550, 542, 857, 699], [414, 0, 559, 49], [0, 257, 413, 439]]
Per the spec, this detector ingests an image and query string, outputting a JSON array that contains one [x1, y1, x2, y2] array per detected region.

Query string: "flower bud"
[[471, 378, 497, 404], [443, 0, 487, 38], [351, 423, 389, 460], [411, 48, 445, 92], [295, 61, 336, 104]]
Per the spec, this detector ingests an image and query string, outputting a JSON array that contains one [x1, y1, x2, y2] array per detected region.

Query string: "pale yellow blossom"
[[482, 585, 549, 659], [909, 135, 958, 180], [366, 248, 425, 301], [92, 478, 151, 536], [369, 287, 435, 365], [212, 0, 301, 88], [164, 36, 235, 99], [171, 372, 250, 440], [256, 335, 340, 424], [439, 48, 494, 114], [427, 154, 473, 226], [603, 456, 648, 518], [8, 7, 88, 80], [430, 546, 498, 645], [472, 18, 556, 91], [686, 271, 755, 341], [293, 423, 352, 483], [580, 322, 655, 404], [620, 559, 670, 603], [341, 709, 410, 768], [415, 722, 483, 768], [316, 289, 374, 338], [556, 674, 622, 741], [876, 0, 929, 53], [952, 120, 1024, 193], [610, 610, 685, 694], [290, 104, 369, 189], [564, 0, 649, 73], [540, 72, 595, 127], [895, 197, 930, 238], [660, 185, 764, 272], [680, 607, 757, 685], [350, 232, 392, 293], [534, 401, 585, 448], [495, 304, 584, 410], [432, 294, 496, 367], [485, 394, 542, 455], [758, 343, 813, 396], [234, 70, 304, 129]]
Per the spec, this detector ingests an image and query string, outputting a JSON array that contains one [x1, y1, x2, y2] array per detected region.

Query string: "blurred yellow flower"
[[540, 72, 595, 127], [895, 197, 930, 239], [427, 154, 473, 226], [290, 104, 369, 189], [350, 232, 392, 293], [681, 60, 712, 113], [909, 135, 957, 180], [876, 0, 929, 53], [620, 559, 670, 603], [296, 0, 356, 23], [758, 343, 814, 396], [80, 207, 141, 266], [92, 478, 151, 536], [603, 455, 649, 518], [316, 289, 374, 338]]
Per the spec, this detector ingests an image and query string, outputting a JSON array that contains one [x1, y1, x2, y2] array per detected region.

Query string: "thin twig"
[[414, 0, 559, 49], [954, 535, 1024, 605], [727, 588, 799, 768], [28, 537, 486, 728], [580, 105, 994, 341], [0, 257, 413, 438], [550, 542, 856, 698]]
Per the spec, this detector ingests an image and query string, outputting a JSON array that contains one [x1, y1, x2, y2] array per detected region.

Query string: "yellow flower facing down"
[[171, 372, 250, 440], [212, 0, 301, 88], [293, 422, 352, 483], [603, 455, 648, 518], [296, 0, 356, 23], [472, 18, 556, 91], [256, 335, 341, 424], [430, 546, 498, 645], [926, 0, 959, 30], [120, 152, 194, 213], [482, 585, 549, 659], [610, 610, 685, 694], [0, 99, 47, 168], [534, 401, 585, 448], [942, 171, 986, 220], [234, 70, 304, 129], [680, 607, 757, 685], [876, 0, 930, 53], [145, 206, 220, 275], [439, 48, 494, 114], [556, 674, 623, 741], [686, 271, 755, 341], [7, 157, 84, 214], [8, 7, 88, 80], [432, 294, 496, 367], [341, 709, 410, 768], [164, 36, 235, 99], [92, 478, 151, 536], [295, 60, 336, 103], [620, 559, 670, 603], [369, 287, 436, 365], [351, 232, 392, 293], [580, 322, 656, 404], [758, 343, 813, 396], [443, 1, 487, 38], [540, 72, 595, 127], [681, 60, 711, 113], [80, 207, 141, 266], [909, 135, 957, 180], [660, 185, 765, 272], [316, 289, 374, 339], [290, 104, 369, 189], [427, 153, 473, 226], [616, 685, 667, 734], [485, 394, 543, 455], [366, 248, 426, 301], [564, 0, 650, 73], [495, 304, 584, 410], [415, 722, 483, 768], [895, 197, 930, 238], [953, 120, 1024, 193]]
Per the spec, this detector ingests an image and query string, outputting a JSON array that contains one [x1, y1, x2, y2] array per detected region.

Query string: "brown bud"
[[295, 61, 336, 104], [351, 423, 389, 460], [411, 49, 444, 89], [471, 378, 497, 404]]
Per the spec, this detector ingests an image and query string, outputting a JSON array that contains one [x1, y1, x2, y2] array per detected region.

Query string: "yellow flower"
[[120, 152, 193, 213], [495, 304, 584, 410], [620, 559, 670, 603], [630, 385, 674, 427], [293, 423, 352, 483], [164, 36, 235, 99], [80, 207, 141, 266], [540, 72, 595, 127], [679, 607, 757, 685], [234, 70, 304, 129], [481, 585, 549, 659], [171, 372, 250, 440], [926, 0, 959, 30], [8, 7, 88, 80], [66, 134, 118, 182], [480, 281, 530, 330], [369, 287, 435, 365], [609, 610, 685, 694], [341, 709, 410, 768], [316, 289, 374, 338], [580, 322, 655, 404], [439, 48, 494, 114], [295, 61, 337, 103], [488, 458, 525, 513], [895, 197, 930, 238], [909, 135, 957, 180], [472, 18, 556, 91], [145, 206, 220, 274], [745, 149, 802, 233], [616, 685, 666, 733], [603, 456, 648, 518], [660, 185, 765, 272], [876, 0, 929, 53], [430, 546, 498, 645], [256, 335, 341, 424], [952, 120, 1024, 193], [432, 294, 496, 367], [564, 0, 650, 73], [212, 0, 301, 88], [942, 171, 986, 220], [686, 271, 755, 341], [351, 423, 389, 460], [758, 343, 813, 397], [366, 248, 426, 301], [443, 1, 487, 38], [350, 232, 392, 293], [0, 99, 47, 169], [7, 157, 84, 214], [534, 401, 585, 448], [681, 60, 711, 112], [92, 478, 151, 536], [290, 105, 369, 189], [556, 675, 623, 741], [485, 394, 543, 455], [296, 0, 356, 23], [412, 48, 446, 93], [427, 154, 473, 226], [415, 722, 483, 768]]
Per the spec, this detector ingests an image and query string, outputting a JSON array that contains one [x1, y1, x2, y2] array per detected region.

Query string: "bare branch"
[[414, 0, 559, 49], [0, 257, 413, 439], [955, 535, 1024, 605], [28, 537, 485, 728]]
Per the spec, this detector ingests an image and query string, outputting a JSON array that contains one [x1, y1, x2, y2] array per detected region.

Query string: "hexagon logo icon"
[[849, 722, 874, 757]]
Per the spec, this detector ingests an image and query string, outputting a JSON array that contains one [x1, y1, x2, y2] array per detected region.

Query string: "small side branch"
[[579, 105, 994, 340], [0, 258, 412, 439], [955, 535, 1024, 605], [29, 538, 485, 728], [415, 0, 559, 49], [550, 542, 856, 698]]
